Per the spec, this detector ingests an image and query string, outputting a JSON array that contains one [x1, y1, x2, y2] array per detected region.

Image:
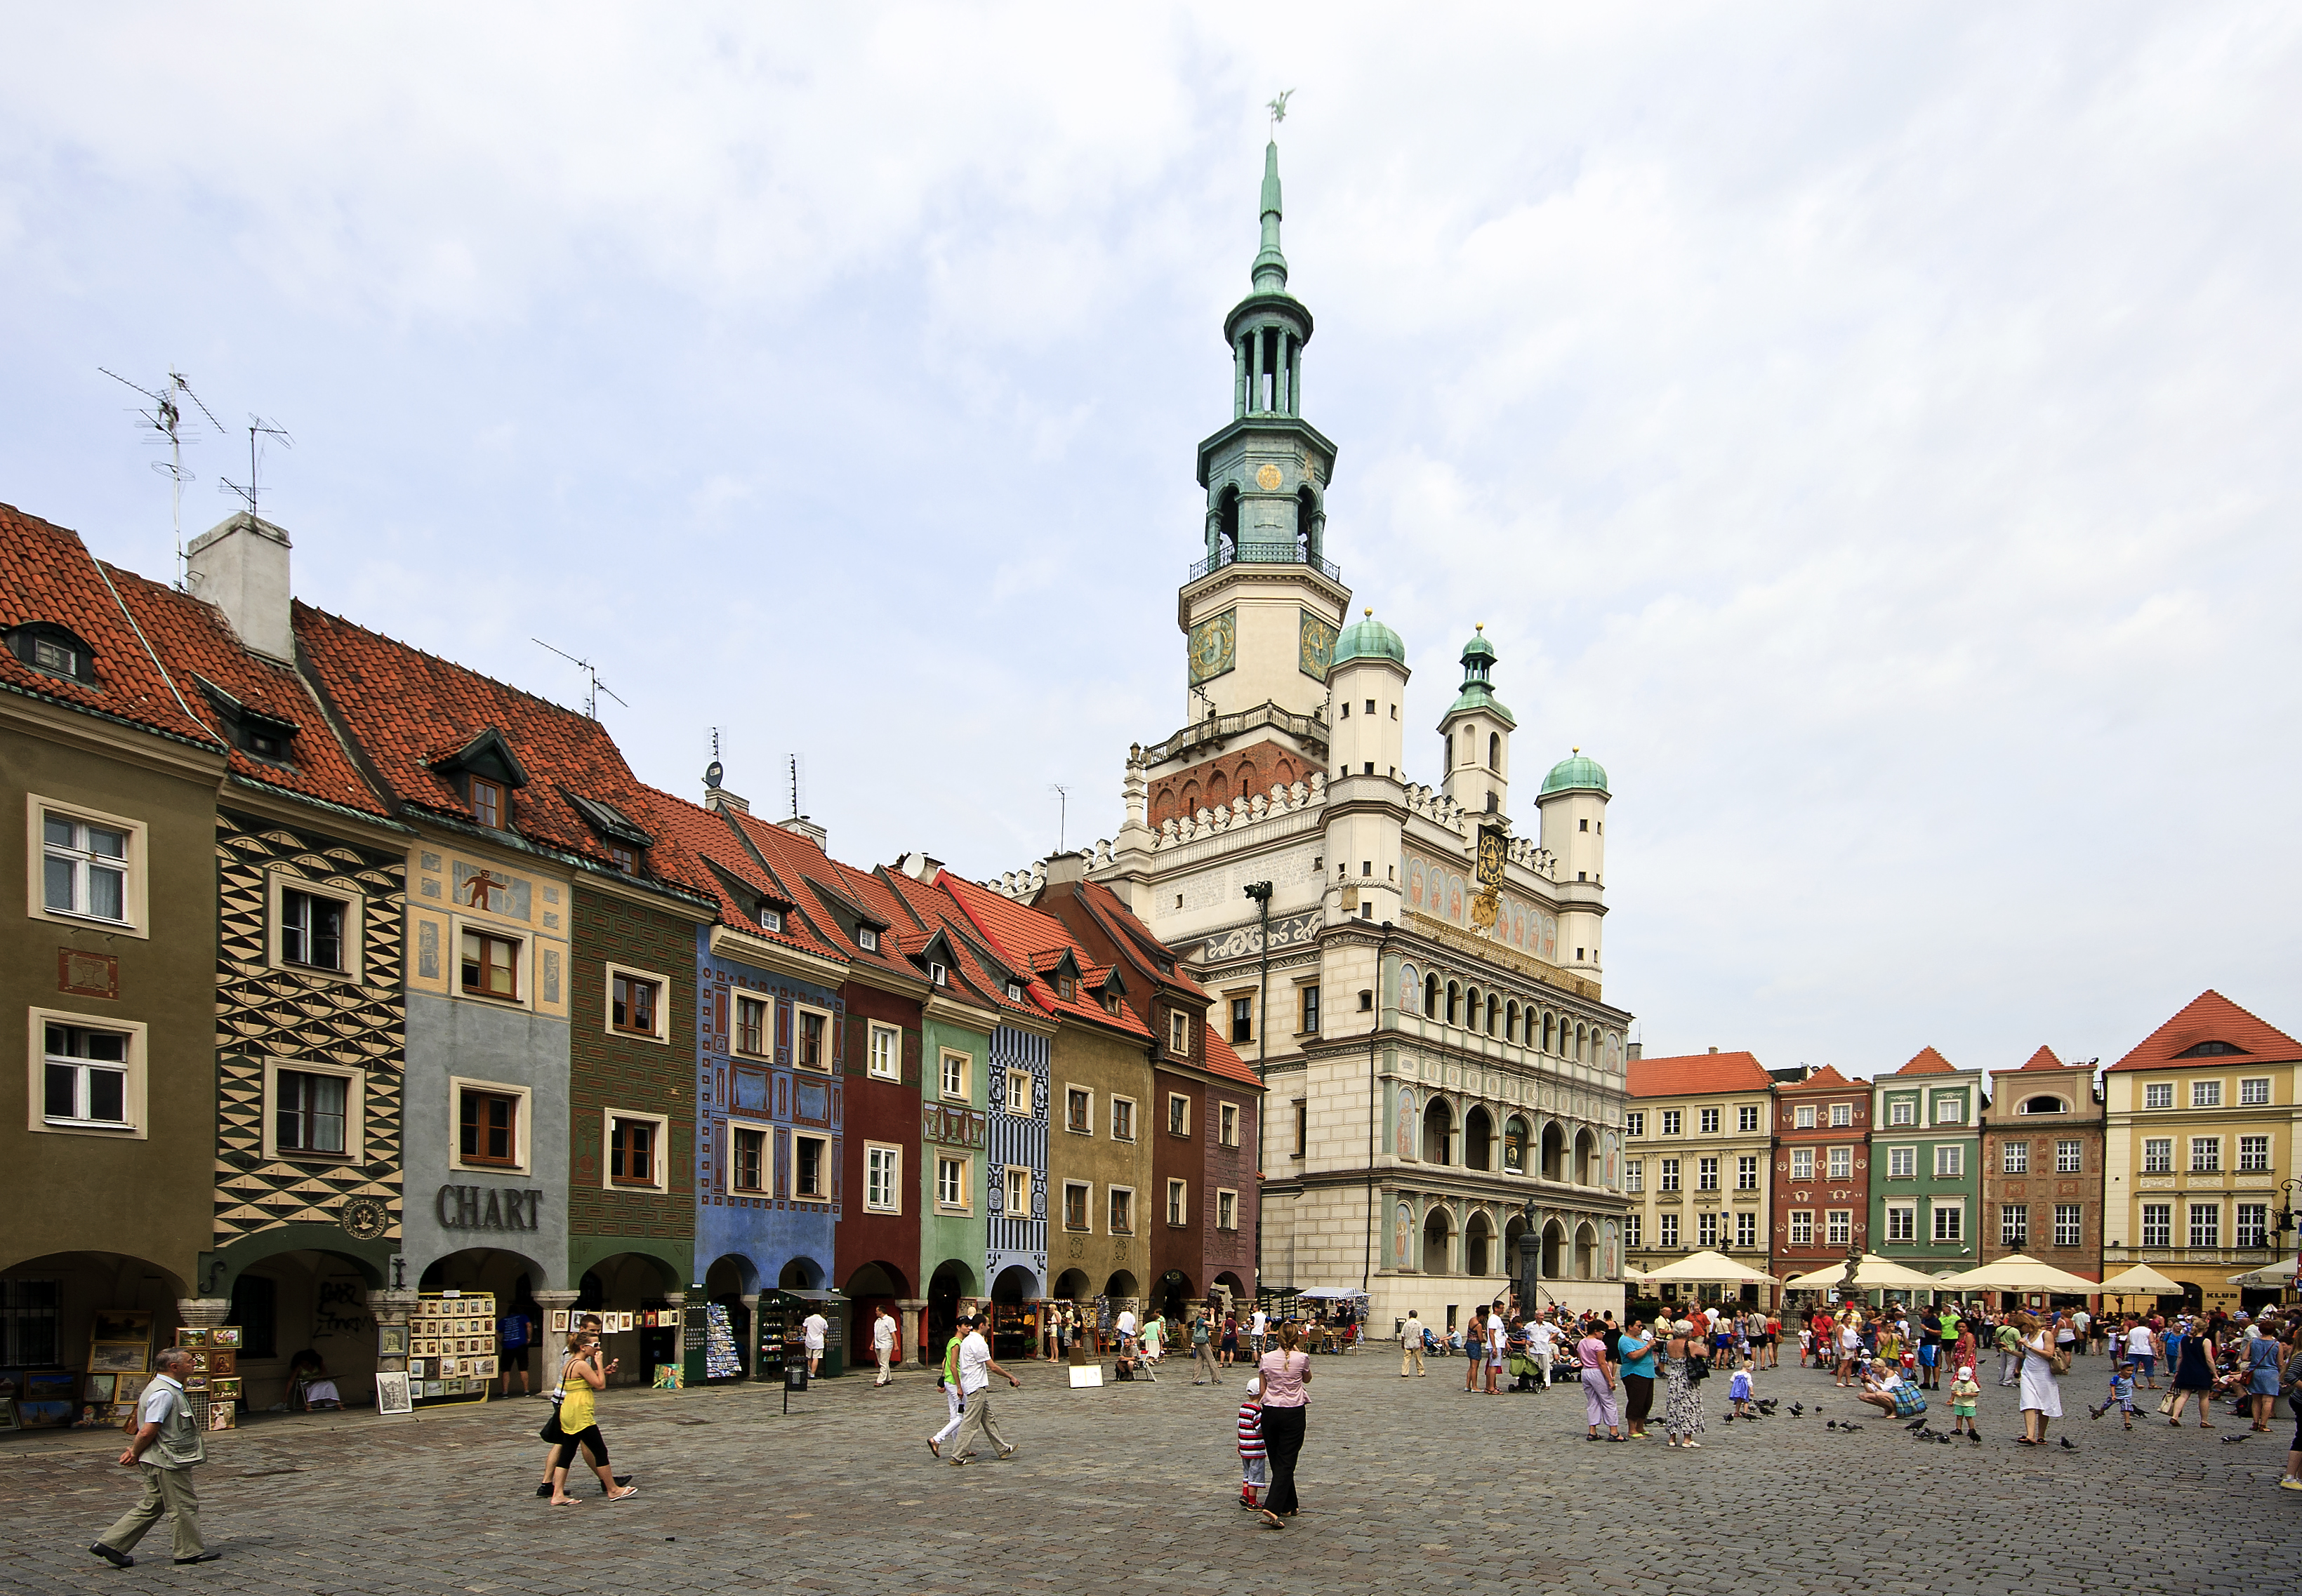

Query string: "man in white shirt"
[[1400, 1310, 1426, 1378], [1114, 1306, 1139, 1359], [91, 1347, 216, 1567], [1250, 1308, 1268, 1356], [1528, 1316, 1559, 1388], [944, 1315, 1021, 1465], [871, 1305, 899, 1386], [802, 1310, 828, 1377]]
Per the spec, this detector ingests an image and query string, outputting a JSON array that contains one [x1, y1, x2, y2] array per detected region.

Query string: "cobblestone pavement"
[[3, 1350, 2294, 1594]]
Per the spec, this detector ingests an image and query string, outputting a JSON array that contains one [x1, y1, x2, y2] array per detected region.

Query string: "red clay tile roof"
[[2014, 1045, 2069, 1072], [1895, 1046, 1958, 1076], [101, 564, 391, 816], [876, 865, 1047, 1019], [633, 787, 845, 962], [293, 604, 715, 898], [0, 503, 223, 750], [2108, 990, 2302, 1072], [1778, 1063, 1858, 1093], [1198, 1024, 1259, 1089], [1628, 1051, 1773, 1097], [1071, 878, 1210, 998], [941, 874, 1151, 1038]]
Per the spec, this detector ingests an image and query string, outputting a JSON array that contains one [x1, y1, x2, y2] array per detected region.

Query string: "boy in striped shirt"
[[1236, 1377, 1268, 1510]]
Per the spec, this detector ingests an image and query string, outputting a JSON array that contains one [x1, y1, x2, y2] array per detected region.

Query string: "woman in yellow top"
[[548, 1334, 637, 1505]]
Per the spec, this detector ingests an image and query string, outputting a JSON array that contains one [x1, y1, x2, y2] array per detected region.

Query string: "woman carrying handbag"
[[546, 1334, 637, 1505]]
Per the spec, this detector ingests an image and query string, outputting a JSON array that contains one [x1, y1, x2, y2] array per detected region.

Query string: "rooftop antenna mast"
[[531, 639, 628, 719], [220, 415, 293, 521], [1050, 783, 1069, 852], [99, 366, 223, 590], [788, 755, 807, 820]]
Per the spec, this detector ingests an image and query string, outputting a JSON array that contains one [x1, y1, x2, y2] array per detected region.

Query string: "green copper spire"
[[1252, 140, 1289, 293]]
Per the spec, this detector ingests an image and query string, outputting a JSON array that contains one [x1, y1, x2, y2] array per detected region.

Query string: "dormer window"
[[929, 961, 948, 986], [758, 907, 782, 933], [606, 845, 635, 874], [470, 776, 504, 828], [1006, 980, 1024, 1002], [1102, 990, 1121, 1016], [244, 721, 292, 762], [857, 926, 879, 952], [1057, 978, 1074, 1001], [191, 672, 298, 764], [6, 623, 95, 684]]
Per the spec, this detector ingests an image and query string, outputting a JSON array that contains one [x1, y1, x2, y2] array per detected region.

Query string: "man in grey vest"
[[90, 1346, 218, 1567]]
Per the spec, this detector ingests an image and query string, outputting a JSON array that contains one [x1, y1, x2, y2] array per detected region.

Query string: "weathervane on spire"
[[1267, 89, 1293, 131]]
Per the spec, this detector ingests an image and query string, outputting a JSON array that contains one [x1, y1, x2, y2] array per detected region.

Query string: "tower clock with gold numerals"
[[1189, 609, 1236, 685]]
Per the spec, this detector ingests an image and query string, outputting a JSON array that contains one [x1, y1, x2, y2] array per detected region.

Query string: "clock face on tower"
[[1298, 609, 1336, 681], [1188, 609, 1236, 686]]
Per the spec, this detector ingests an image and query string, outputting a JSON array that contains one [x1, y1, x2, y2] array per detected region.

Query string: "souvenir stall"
[[405, 1291, 497, 1407]]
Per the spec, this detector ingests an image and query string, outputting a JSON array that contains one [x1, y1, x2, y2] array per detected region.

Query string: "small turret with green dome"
[[1540, 748, 1609, 797], [1443, 624, 1515, 729], [1332, 606, 1405, 667]]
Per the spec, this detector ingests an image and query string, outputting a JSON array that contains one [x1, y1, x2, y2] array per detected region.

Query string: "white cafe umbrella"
[[1933, 1253, 2100, 1294]]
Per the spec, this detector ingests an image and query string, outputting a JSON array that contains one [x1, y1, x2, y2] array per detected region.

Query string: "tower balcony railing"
[[1187, 540, 1342, 585], [1139, 700, 1329, 768]]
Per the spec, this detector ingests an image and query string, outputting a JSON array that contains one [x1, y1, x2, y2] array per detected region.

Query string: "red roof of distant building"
[[0, 503, 221, 750], [1896, 1046, 1958, 1075], [2015, 1045, 2070, 1071], [633, 788, 846, 961], [1778, 1063, 1858, 1093], [2108, 990, 2302, 1072], [941, 874, 1151, 1039], [1628, 1051, 1773, 1097]]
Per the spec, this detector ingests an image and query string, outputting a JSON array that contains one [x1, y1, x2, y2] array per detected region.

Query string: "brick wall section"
[[1148, 737, 1312, 830], [569, 886, 696, 1248]]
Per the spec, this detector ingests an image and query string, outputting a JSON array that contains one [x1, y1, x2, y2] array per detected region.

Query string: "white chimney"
[[186, 512, 294, 663]]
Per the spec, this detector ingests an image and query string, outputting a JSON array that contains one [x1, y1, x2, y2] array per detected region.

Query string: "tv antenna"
[[99, 366, 225, 589], [1050, 783, 1070, 851], [787, 754, 808, 820], [531, 639, 627, 719], [219, 415, 293, 521]]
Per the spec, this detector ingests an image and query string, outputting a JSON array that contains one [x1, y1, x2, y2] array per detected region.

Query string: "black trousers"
[[1623, 1374, 1654, 1425], [552, 1425, 608, 1471], [1259, 1403, 1307, 1515]]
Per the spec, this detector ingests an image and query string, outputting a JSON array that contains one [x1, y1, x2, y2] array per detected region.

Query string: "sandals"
[[605, 1486, 639, 1502]]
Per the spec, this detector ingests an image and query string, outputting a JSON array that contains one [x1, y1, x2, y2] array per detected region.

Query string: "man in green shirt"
[[927, 1323, 967, 1458], [91, 1347, 218, 1567]]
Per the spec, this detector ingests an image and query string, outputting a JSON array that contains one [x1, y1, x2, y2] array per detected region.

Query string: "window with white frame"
[[608, 965, 668, 1042], [1790, 1209, 1814, 1245], [1625, 1159, 1644, 1192], [1063, 1181, 1090, 1230], [37, 1015, 144, 1134], [274, 882, 355, 975], [1790, 1148, 1813, 1182], [1887, 1204, 1917, 1244], [2192, 1079, 2222, 1108], [1825, 1209, 1851, 1246], [2190, 1136, 2221, 1173], [1659, 1157, 1681, 1192], [2056, 1139, 2083, 1173], [736, 996, 771, 1058], [794, 1005, 831, 1070], [1738, 1104, 1761, 1133], [935, 1154, 967, 1211], [1660, 1109, 1682, 1136], [1698, 1211, 1719, 1247], [730, 1124, 767, 1194], [2238, 1134, 2271, 1172], [1111, 1096, 1136, 1141], [1698, 1107, 1720, 1134], [1659, 1213, 1679, 1248], [2235, 1203, 2269, 1248], [2053, 1204, 2082, 1248], [1827, 1147, 1852, 1181], [1697, 1156, 1719, 1191], [2139, 1202, 2171, 1247], [1004, 1164, 1031, 1219], [1167, 1093, 1190, 1138], [606, 1109, 670, 1191], [1217, 1188, 1238, 1231], [868, 1022, 900, 1079], [939, 1049, 968, 1101], [1626, 1111, 1645, 1137], [2002, 1141, 2028, 1174], [1109, 1185, 1134, 1233], [1005, 1068, 1033, 1117], [1624, 1213, 1643, 1249], [1166, 1178, 1188, 1226], [1932, 1092, 1965, 1124], [2187, 1202, 2218, 1249], [454, 1079, 529, 1171], [1999, 1204, 2027, 1247], [1931, 1202, 1962, 1243], [792, 1131, 831, 1199], [265, 1060, 363, 1161], [1889, 1098, 1915, 1127], [36, 804, 142, 930], [2143, 1082, 2174, 1109], [1735, 1212, 1757, 1249], [864, 1143, 901, 1212], [1830, 1103, 1853, 1128], [1888, 1146, 1916, 1179], [1794, 1105, 1815, 1130], [1065, 1086, 1092, 1133], [1170, 1010, 1189, 1056], [1219, 1102, 1239, 1147], [2239, 1077, 2270, 1107], [1933, 1144, 1963, 1178], [2143, 1137, 2174, 1173]]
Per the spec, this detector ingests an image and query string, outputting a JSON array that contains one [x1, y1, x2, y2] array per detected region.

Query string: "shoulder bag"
[[2049, 1343, 2072, 1376], [538, 1362, 570, 1443]]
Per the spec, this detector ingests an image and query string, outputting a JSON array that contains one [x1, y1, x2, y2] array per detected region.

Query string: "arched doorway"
[[1503, 1215, 1528, 1281], [928, 1261, 977, 1362], [1464, 1211, 1493, 1276], [991, 1263, 1040, 1359], [1153, 1270, 1195, 1323], [777, 1257, 823, 1290], [1540, 1122, 1566, 1181], [703, 1254, 760, 1378], [1541, 1221, 1566, 1279], [1422, 1098, 1455, 1164], [843, 1261, 910, 1369], [1053, 1268, 1092, 1301], [574, 1250, 684, 1387], [1464, 1107, 1493, 1171], [1574, 1129, 1597, 1185], [1423, 1208, 1453, 1273], [1575, 1223, 1598, 1279]]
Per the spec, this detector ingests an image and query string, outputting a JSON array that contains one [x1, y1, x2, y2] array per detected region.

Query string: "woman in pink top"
[[1255, 1321, 1314, 1524], [1578, 1329, 1624, 1441]]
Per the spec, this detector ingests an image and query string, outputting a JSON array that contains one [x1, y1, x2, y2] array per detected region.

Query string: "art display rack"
[[406, 1291, 497, 1407]]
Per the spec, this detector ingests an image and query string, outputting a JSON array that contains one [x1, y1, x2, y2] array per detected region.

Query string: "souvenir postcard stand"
[[171, 1325, 240, 1428], [87, 1311, 153, 1426], [406, 1291, 497, 1407]]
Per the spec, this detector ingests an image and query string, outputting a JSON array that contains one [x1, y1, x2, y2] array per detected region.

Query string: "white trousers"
[[932, 1383, 965, 1445]]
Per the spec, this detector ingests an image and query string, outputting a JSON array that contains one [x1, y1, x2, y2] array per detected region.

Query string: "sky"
[[6, 4, 2298, 1080]]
